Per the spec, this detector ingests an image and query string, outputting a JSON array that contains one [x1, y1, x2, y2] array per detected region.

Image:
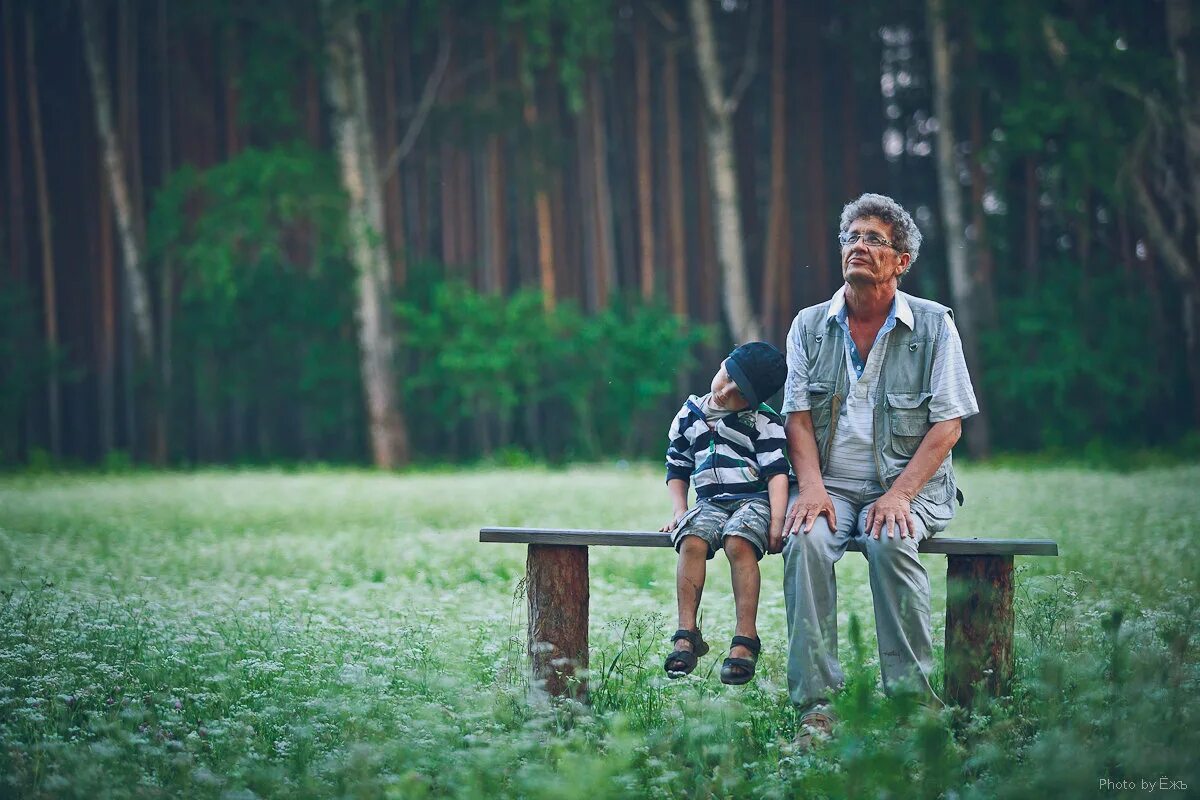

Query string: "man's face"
[[840, 216, 911, 287]]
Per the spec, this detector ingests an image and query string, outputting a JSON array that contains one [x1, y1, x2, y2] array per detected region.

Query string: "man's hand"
[[784, 486, 839, 537], [660, 507, 689, 533], [865, 489, 915, 539]]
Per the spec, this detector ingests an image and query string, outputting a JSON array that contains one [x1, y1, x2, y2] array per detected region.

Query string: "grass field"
[[1, 463, 1198, 798]]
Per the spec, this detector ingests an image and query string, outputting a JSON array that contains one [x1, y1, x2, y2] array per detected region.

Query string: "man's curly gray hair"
[[839, 193, 922, 265]]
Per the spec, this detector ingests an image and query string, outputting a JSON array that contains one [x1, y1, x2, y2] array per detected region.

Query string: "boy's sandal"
[[664, 628, 710, 678], [719, 635, 761, 685]]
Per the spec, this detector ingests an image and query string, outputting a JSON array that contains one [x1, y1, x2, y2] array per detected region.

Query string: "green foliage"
[[148, 145, 365, 460], [503, 0, 613, 110], [0, 278, 54, 465], [397, 280, 712, 460], [980, 260, 1179, 451]]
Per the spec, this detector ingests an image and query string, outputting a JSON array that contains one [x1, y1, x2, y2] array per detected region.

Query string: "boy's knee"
[[679, 535, 711, 558], [723, 534, 759, 561]]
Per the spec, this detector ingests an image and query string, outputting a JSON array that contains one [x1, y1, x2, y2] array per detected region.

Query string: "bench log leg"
[[944, 554, 1014, 708], [527, 543, 588, 700]]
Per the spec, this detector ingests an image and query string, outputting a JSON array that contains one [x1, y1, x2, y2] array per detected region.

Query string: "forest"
[[2, 0, 1198, 468]]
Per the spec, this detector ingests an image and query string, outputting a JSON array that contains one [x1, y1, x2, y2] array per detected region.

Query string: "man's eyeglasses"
[[838, 231, 902, 251]]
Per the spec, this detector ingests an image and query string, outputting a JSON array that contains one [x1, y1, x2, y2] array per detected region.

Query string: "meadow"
[[1, 463, 1198, 799]]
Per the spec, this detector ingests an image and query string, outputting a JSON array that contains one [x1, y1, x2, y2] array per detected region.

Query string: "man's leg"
[[782, 488, 857, 711], [859, 506, 941, 705]]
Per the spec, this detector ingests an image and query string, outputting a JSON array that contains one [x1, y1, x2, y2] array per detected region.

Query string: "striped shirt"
[[782, 287, 979, 481], [665, 394, 791, 501]]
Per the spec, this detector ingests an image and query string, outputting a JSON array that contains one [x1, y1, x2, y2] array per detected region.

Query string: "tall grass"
[[1, 465, 1197, 797]]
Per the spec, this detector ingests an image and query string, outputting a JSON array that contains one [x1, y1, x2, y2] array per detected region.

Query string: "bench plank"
[[480, 527, 1059, 556]]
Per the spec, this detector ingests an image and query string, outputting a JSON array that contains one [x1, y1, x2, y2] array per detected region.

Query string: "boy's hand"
[[660, 508, 689, 532]]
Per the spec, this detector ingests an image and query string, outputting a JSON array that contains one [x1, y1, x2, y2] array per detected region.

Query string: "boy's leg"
[[721, 499, 771, 661], [724, 536, 760, 661], [668, 502, 726, 656], [675, 535, 712, 649]]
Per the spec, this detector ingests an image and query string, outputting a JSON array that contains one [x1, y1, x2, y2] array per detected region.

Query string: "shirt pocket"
[[886, 391, 933, 457]]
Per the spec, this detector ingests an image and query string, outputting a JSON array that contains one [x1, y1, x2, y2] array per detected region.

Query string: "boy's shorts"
[[670, 497, 771, 561]]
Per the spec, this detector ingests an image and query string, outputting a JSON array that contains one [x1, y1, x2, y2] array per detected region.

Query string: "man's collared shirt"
[[782, 285, 980, 481]]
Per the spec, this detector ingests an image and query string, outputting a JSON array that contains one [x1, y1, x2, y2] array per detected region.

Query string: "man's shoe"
[[791, 709, 836, 753]]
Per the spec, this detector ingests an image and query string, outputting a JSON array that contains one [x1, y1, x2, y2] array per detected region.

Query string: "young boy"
[[661, 342, 790, 684]]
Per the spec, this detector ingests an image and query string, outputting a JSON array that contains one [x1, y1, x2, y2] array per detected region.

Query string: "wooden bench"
[[479, 527, 1058, 706]]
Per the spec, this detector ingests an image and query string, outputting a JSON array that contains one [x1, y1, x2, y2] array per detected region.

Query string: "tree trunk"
[[663, 40, 687, 318], [1166, 0, 1200, 264], [1022, 156, 1039, 287], [98, 146, 116, 457], [695, 95, 719, 327], [963, 19, 997, 328], [586, 66, 616, 309], [82, 0, 155, 368], [927, 0, 991, 459], [483, 28, 506, 295], [800, 0, 830, 302], [761, 0, 788, 340], [519, 41, 556, 311], [634, 12, 655, 301], [688, 0, 761, 344], [156, 0, 172, 465], [381, 12, 408, 287], [25, 8, 59, 458], [321, 0, 410, 468], [3, 0, 25, 284]]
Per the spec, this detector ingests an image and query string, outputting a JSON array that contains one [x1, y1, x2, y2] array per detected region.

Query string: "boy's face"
[[710, 362, 748, 410]]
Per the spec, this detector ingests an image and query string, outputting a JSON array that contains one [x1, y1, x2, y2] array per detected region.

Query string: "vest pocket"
[[886, 391, 933, 456], [807, 383, 834, 430]]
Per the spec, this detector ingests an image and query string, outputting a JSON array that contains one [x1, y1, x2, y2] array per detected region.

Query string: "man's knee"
[[863, 532, 919, 567], [784, 519, 837, 564]]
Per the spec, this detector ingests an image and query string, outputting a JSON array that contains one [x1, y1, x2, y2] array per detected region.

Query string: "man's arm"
[[783, 412, 838, 536], [865, 417, 961, 539]]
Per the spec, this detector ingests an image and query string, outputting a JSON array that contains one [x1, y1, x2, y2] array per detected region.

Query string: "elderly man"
[[780, 193, 978, 749]]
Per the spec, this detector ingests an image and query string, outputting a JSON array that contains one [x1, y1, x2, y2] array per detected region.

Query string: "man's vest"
[[793, 291, 959, 517]]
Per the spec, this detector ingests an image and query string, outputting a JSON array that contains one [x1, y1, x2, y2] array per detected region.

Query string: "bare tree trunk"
[[3, 0, 25, 285], [800, 0, 830, 301], [586, 66, 616, 309], [928, 0, 991, 458], [634, 12, 655, 301], [98, 145, 116, 456], [157, 0, 173, 464], [381, 13, 408, 287], [1167, 0, 1200, 264], [663, 39, 687, 318], [964, 20, 997, 328], [1023, 156, 1039, 287], [688, 0, 761, 344], [322, 0, 409, 468], [518, 35, 556, 311], [24, 9, 59, 458], [761, 0, 788, 340], [82, 0, 155, 367], [483, 28, 506, 295], [696, 84, 720, 326]]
